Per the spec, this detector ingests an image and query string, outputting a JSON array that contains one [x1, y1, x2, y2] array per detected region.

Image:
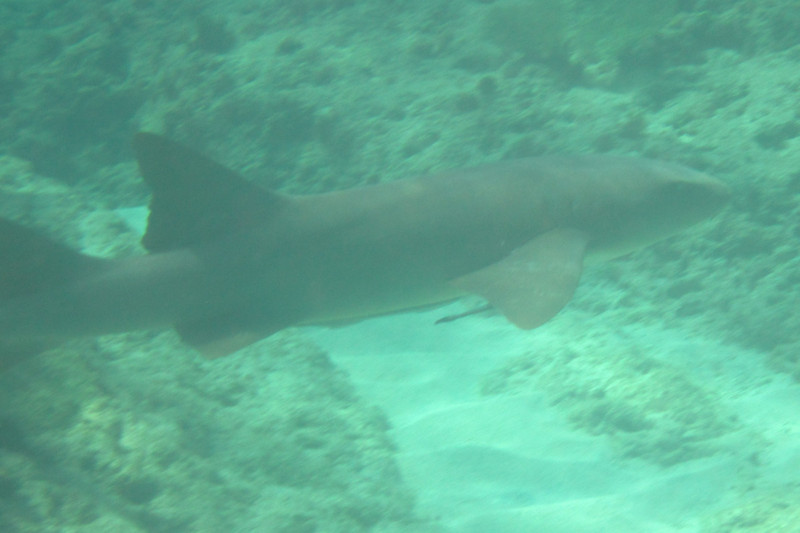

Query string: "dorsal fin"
[[133, 133, 288, 252]]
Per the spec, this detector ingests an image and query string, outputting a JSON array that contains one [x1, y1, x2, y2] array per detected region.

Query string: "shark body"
[[0, 133, 729, 362]]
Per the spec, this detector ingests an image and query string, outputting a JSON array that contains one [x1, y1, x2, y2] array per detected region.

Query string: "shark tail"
[[0, 218, 104, 369], [0, 218, 105, 299]]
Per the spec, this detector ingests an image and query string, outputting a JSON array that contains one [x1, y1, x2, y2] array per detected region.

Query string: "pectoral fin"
[[450, 228, 589, 329]]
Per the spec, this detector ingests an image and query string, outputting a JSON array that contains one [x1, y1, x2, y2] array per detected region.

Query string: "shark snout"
[[692, 172, 730, 214], [664, 170, 730, 228], [709, 176, 731, 207]]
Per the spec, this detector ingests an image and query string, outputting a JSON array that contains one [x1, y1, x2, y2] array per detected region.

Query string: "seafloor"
[[1, 1, 799, 531]]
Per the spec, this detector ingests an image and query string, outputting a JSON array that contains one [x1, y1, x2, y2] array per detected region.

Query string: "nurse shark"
[[0, 133, 729, 364]]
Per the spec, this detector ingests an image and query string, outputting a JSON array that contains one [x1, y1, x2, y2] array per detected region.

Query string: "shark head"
[[639, 158, 730, 227], [568, 157, 730, 259]]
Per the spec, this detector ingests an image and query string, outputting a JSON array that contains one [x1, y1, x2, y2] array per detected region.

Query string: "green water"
[[1, 1, 799, 531]]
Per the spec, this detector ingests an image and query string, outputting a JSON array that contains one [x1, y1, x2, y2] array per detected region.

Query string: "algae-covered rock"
[[703, 486, 800, 533], [482, 328, 742, 466], [0, 332, 427, 532]]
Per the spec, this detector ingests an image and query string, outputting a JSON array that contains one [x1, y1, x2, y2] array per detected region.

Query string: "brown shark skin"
[[0, 138, 730, 358], [283, 156, 729, 322]]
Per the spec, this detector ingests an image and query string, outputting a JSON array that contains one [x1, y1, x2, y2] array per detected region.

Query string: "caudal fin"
[[0, 218, 103, 300], [0, 218, 103, 369]]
